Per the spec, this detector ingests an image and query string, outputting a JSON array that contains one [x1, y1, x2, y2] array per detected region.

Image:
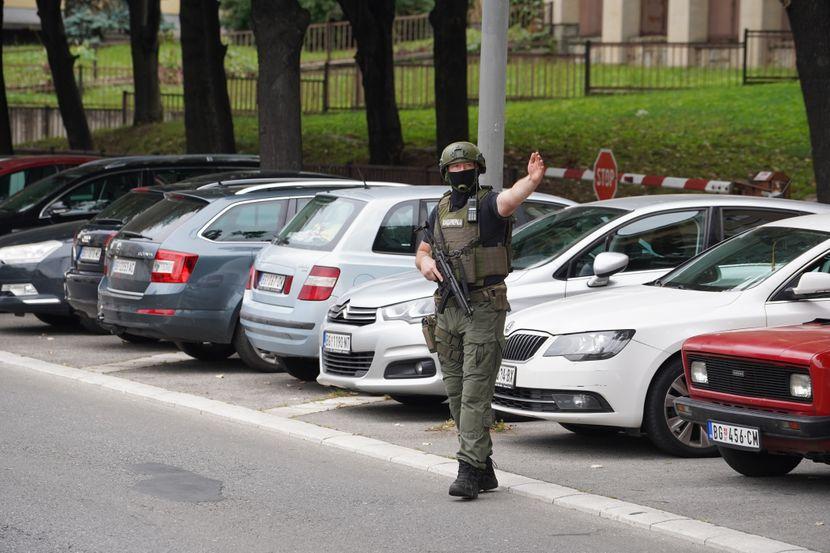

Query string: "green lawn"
[[26, 82, 815, 200]]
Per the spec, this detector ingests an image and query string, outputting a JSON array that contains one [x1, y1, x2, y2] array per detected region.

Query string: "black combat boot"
[[480, 457, 499, 491], [448, 460, 483, 499]]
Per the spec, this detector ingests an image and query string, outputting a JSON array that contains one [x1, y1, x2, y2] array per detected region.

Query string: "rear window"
[[119, 195, 207, 242], [92, 190, 162, 225], [275, 195, 363, 251]]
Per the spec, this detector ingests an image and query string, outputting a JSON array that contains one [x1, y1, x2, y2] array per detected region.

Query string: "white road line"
[[265, 394, 389, 417], [0, 349, 817, 553]]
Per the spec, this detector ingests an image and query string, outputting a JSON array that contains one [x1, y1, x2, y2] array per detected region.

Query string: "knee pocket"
[[436, 326, 464, 364]]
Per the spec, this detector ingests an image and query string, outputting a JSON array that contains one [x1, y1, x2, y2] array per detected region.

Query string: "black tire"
[[77, 315, 109, 335], [283, 357, 320, 382], [34, 313, 77, 327], [116, 332, 159, 344], [719, 447, 802, 477], [560, 423, 621, 436], [390, 394, 446, 407], [175, 341, 235, 361], [643, 356, 719, 458], [232, 323, 283, 373]]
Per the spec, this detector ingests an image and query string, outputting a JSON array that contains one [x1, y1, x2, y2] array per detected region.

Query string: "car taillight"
[[151, 250, 198, 283], [297, 266, 340, 301], [103, 231, 118, 248], [246, 265, 255, 290]]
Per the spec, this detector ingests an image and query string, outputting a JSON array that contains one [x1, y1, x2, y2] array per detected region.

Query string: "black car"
[[0, 154, 259, 236]]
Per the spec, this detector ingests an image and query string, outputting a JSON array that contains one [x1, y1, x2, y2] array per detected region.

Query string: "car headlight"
[[790, 373, 812, 399], [381, 296, 434, 323], [543, 330, 635, 362], [0, 240, 63, 264]]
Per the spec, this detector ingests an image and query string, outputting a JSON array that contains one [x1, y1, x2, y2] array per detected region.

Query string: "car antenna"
[[355, 166, 368, 189]]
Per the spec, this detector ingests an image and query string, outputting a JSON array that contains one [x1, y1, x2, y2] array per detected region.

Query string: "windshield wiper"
[[660, 282, 686, 290], [120, 230, 152, 240], [273, 236, 289, 245]]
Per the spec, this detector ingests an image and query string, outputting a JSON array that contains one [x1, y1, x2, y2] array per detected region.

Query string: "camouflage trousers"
[[435, 300, 507, 470]]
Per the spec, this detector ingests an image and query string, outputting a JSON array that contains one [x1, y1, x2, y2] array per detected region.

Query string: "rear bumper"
[[676, 397, 830, 455], [64, 269, 102, 320], [239, 294, 325, 358]]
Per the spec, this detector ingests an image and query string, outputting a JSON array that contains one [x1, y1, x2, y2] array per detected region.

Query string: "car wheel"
[[115, 332, 159, 344], [232, 323, 283, 373], [77, 314, 109, 335], [559, 423, 621, 436], [390, 394, 446, 407], [283, 358, 319, 382], [34, 313, 77, 327], [175, 341, 235, 361], [643, 356, 719, 458], [719, 447, 802, 477]]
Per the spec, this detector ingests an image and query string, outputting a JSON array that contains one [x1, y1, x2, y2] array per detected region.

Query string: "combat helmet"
[[438, 141, 486, 183]]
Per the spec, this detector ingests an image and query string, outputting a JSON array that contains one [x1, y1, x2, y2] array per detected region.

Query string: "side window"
[[568, 210, 707, 277], [202, 200, 288, 242], [150, 168, 222, 185], [515, 201, 564, 227], [722, 209, 801, 240], [295, 197, 312, 212], [47, 171, 143, 216], [774, 253, 830, 301], [0, 171, 26, 199], [373, 200, 418, 254]]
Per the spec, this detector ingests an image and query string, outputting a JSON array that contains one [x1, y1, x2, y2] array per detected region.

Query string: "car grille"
[[502, 333, 548, 361], [322, 350, 375, 377], [688, 354, 811, 403], [327, 301, 377, 326]]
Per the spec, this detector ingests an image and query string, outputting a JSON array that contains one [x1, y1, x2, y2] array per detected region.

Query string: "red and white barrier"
[[544, 167, 733, 194]]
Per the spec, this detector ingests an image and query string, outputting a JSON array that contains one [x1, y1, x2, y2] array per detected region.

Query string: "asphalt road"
[[0, 362, 710, 553], [1, 314, 827, 552]]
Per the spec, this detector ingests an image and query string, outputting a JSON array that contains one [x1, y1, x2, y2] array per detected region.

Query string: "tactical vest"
[[434, 187, 512, 288]]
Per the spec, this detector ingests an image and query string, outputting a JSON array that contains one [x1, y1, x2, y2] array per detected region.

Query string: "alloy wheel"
[[663, 373, 711, 449]]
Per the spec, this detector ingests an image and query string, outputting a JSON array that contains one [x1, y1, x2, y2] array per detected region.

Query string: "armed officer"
[[415, 142, 546, 499]]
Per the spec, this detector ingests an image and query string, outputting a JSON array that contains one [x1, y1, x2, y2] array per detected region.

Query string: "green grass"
[[26, 82, 816, 200]]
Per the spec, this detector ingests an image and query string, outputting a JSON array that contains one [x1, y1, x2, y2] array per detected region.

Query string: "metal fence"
[[743, 29, 798, 83]]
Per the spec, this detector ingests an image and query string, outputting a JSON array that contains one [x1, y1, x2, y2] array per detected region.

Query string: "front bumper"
[[0, 257, 71, 316], [239, 292, 327, 358], [64, 269, 102, 320], [675, 397, 830, 455], [316, 317, 445, 397]]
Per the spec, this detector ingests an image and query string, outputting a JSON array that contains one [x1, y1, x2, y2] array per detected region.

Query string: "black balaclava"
[[448, 168, 477, 210]]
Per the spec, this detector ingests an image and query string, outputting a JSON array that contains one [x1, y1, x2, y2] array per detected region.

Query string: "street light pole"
[[477, 0, 509, 191]]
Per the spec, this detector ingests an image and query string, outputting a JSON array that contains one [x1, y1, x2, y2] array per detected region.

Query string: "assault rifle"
[[420, 223, 473, 317]]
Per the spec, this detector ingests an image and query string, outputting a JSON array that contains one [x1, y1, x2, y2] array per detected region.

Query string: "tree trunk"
[[786, 2, 830, 203], [430, 0, 469, 155], [36, 0, 93, 151], [251, 0, 310, 170], [127, 0, 163, 125], [0, 1, 14, 154], [179, 0, 236, 153], [338, 0, 404, 165]]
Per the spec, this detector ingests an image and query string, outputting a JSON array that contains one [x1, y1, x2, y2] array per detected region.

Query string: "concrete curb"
[[0, 350, 818, 553]]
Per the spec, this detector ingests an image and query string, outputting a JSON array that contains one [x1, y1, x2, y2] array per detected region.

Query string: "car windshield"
[[511, 206, 628, 270], [92, 190, 162, 225], [0, 170, 78, 213], [275, 195, 364, 251], [657, 226, 830, 292]]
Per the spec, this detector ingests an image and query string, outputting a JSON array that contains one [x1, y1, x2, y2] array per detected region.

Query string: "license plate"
[[323, 331, 351, 354], [258, 272, 286, 293], [708, 421, 761, 451], [79, 246, 102, 262], [496, 365, 516, 389], [111, 258, 136, 276]]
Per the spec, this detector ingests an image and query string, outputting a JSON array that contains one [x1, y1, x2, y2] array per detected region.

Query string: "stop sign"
[[592, 149, 618, 201]]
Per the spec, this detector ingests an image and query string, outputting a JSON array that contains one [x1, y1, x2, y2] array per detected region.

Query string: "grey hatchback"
[[98, 178, 375, 371]]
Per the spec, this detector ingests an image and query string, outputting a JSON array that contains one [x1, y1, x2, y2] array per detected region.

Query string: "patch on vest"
[[441, 218, 463, 228]]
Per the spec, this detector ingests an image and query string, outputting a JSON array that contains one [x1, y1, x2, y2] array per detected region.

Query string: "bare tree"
[[36, 0, 93, 151], [337, 0, 404, 165], [430, 0, 469, 155], [0, 1, 14, 154], [251, 0, 310, 170], [179, 0, 236, 153], [126, 0, 163, 125], [786, 1, 830, 203]]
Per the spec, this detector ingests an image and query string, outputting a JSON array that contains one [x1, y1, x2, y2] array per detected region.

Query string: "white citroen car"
[[493, 214, 830, 457], [318, 195, 830, 405]]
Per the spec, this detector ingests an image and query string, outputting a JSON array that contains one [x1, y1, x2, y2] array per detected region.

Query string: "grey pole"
[[477, 0, 509, 191]]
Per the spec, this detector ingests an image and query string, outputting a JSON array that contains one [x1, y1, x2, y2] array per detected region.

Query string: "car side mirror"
[[44, 204, 70, 219], [588, 252, 629, 288], [792, 272, 830, 299]]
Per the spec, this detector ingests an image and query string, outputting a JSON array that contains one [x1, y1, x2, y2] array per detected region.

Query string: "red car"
[[0, 155, 98, 202], [675, 322, 830, 477]]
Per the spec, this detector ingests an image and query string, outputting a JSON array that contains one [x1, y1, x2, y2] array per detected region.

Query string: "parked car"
[[490, 213, 830, 458], [676, 320, 830, 476], [317, 195, 827, 405], [66, 170, 332, 334], [0, 155, 98, 202], [97, 177, 377, 371], [242, 186, 573, 382], [0, 154, 259, 235]]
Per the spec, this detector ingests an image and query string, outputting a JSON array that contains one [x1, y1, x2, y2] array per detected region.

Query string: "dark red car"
[[0, 155, 98, 201], [675, 322, 830, 477]]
